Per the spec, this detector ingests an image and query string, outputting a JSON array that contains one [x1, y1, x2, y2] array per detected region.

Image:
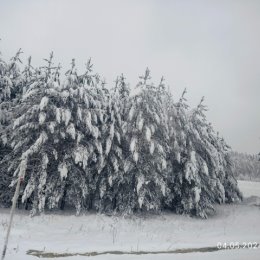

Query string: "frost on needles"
[[0, 50, 242, 218]]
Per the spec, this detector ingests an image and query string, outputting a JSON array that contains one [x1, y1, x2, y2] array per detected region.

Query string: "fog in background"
[[0, 0, 259, 154]]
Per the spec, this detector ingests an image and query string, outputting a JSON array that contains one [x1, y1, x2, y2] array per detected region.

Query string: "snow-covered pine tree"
[[55, 58, 107, 214], [97, 74, 131, 213], [123, 69, 168, 212], [215, 135, 242, 204], [7, 52, 59, 214], [163, 88, 199, 215], [21, 56, 35, 95], [0, 49, 24, 207], [0, 49, 24, 136], [3, 49, 24, 101], [8, 55, 105, 215], [185, 97, 242, 217], [162, 88, 180, 209], [177, 96, 214, 217]]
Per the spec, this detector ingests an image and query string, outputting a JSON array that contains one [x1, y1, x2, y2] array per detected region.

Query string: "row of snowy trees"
[[0, 49, 242, 218], [230, 151, 260, 181]]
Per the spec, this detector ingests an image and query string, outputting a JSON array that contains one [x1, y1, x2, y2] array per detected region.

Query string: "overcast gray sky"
[[0, 0, 259, 154]]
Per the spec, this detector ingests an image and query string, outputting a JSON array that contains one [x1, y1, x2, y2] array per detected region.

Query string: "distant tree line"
[[230, 151, 260, 181]]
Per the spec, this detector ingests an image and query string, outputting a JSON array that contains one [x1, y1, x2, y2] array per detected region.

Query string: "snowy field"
[[0, 180, 259, 260]]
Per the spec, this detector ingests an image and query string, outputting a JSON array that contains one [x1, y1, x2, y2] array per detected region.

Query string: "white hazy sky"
[[0, 0, 259, 154]]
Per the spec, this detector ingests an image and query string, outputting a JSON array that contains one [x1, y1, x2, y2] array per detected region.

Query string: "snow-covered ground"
[[0, 180, 259, 260]]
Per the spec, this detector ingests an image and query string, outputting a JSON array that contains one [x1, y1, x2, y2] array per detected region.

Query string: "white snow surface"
[[66, 123, 76, 140], [193, 186, 201, 203], [202, 161, 209, 175], [58, 162, 68, 179], [39, 96, 49, 110], [130, 138, 136, 153], [39, 112, 46, 125], [0, 180, 260, 260], [137, 175, 144, 194], [138, 117, 144, 131], [149, 141, 155, 155], [145, 127, 151, 142], [62, 109, 71, 126]]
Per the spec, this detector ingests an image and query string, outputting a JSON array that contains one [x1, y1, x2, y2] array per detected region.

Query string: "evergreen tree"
[[96, 75, 129, 212], [123, 69, 168, 212], [0, 49, 24, 207], [8, 55, 106, 215], [164, 88, 196, 215], [186, 97, 242, 217]]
